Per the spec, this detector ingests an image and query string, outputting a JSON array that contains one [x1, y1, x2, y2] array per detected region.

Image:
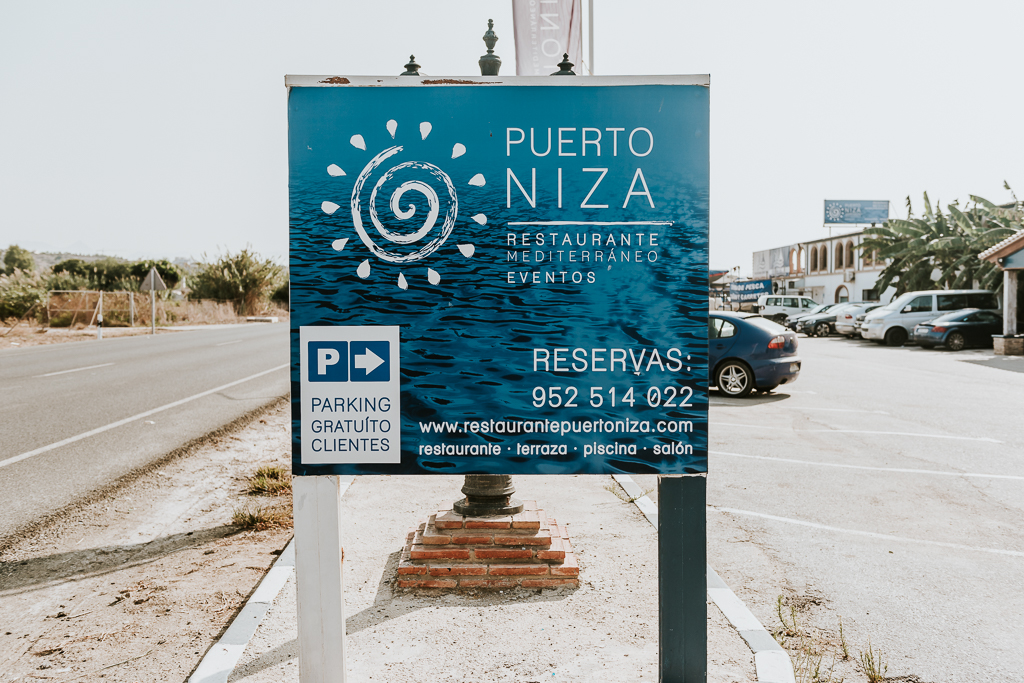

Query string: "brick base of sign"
[[396, 501, 580, 590], [994, 336, 1024, 355]]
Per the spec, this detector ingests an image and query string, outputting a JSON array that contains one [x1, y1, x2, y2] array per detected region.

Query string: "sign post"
[[139, 266, 167, 335], [288, 73, 710, 682]]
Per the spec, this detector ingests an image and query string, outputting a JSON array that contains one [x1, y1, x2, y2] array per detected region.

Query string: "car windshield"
[[802, 304, 829, 316], [879, 292, 916, 312], [745, 316, 788, 334]]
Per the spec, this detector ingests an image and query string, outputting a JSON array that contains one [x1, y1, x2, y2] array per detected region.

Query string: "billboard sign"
[[824, 200, 889, 224], [730, 279, 771, 302], [287, 75, 710, 475]]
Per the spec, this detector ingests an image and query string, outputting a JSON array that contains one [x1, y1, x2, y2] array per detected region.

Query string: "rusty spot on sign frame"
[[319, 77, 351, 84]]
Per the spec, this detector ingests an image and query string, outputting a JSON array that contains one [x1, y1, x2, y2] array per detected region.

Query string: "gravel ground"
[[229, 475, 756, 683]]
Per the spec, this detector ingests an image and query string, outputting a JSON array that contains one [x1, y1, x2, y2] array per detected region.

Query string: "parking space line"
[[35, 362, 115, 378], [710, 450, 1024, 481], [789, 407, 889, 414], [715, 507, 1024, 558], [712, 422, 1001, 443]]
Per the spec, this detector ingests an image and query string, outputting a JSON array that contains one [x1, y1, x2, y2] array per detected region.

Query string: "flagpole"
[[588, 0, 594, 74]]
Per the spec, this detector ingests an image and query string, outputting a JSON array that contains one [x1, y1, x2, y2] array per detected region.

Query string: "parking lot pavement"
[[637, 336, 1024, 682]]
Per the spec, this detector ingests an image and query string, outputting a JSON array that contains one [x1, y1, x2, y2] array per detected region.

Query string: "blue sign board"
[[824, 200, 889, 224], [730, 279, 771, 302], [288, 76, 709, 475]]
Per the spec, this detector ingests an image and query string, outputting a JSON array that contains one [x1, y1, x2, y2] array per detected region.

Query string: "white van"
[[861, 289, 1000, 346], [756, 294, 818, 324]]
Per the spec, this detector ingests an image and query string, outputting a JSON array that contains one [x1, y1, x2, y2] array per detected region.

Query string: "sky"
[[1, 1, 1022, 272]]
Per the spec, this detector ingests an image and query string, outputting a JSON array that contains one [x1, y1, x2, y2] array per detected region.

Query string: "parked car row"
[[786, 289, 1002, 350]]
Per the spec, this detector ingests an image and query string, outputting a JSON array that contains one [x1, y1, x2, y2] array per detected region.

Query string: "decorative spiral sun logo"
[[319, 119, 484, 290], [825, 202, 845, 222]]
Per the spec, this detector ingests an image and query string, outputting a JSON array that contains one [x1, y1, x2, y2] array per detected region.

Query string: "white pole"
[[588, 0, 594, 75], [150, 289, 156, 335], [97, 291, 103, 340], [293, 475, 347, 683]]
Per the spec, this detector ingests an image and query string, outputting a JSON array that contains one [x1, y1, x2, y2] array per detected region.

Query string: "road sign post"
[[288, 72, 710, 681], [139, 267, 167, 335]]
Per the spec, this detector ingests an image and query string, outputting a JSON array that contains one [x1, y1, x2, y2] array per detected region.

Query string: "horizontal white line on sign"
[[715, 506, 1024, 558], [712, 422, 1000, 443], [35, 362, 115, 378], [507, 220, 674, 226], [710, 450, 1024, 481], [0, 364, 288, 470], [216, 340, 243, 346]]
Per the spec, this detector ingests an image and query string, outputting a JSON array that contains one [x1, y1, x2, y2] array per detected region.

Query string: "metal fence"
[[46, 291, 244, 327]]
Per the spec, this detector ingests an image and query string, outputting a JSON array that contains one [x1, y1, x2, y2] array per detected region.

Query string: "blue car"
[[912, 309, 1003, 350], [710, 312, 801, 397]]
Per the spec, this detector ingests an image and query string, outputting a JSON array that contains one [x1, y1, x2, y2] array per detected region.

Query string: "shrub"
[[0, 269, 48, 319], [189, 248, 283, 316]]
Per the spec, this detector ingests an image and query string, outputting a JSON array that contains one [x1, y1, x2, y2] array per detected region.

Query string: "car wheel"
[[814, 322, 830, 337], [946, 332, 966, 351], [715, 361, 754, 398], [884, 327, 908, 347]]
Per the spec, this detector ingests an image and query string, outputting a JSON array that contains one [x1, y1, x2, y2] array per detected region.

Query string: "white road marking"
[[789, 407, 889, 414], [710, 450, 1024, 481], [712, 422, 1000, 443], [0, 364, 288, 470], [216, 340, 243, 346], [716, 507, 1024, 558], [35, 362, 115, 378]]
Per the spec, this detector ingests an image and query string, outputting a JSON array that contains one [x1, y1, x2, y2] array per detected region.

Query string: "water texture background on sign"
[[289, 83, 709, 475]]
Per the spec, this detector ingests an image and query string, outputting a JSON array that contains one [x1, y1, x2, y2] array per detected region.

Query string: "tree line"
[[1, 247, 287, 320]]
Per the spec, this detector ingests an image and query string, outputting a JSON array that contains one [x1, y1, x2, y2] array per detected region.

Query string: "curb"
[[188, 475, 354, 683], [611, 474, 795, 683]]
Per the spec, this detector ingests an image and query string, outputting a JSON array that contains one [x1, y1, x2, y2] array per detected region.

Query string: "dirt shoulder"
[[0, 401, 293, 683]]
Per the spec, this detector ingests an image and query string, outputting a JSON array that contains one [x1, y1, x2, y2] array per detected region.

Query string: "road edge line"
[[188, 475, 354, 683], [0, 363, 289, 469], [611, 474, 795, 683]]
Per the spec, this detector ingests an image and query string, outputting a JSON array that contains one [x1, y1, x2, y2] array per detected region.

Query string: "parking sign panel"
[[299, 326, 401, 465], [289, 76, 710, 475]]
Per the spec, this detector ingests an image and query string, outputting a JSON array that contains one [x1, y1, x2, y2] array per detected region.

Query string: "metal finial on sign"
[[401, 55, 421, 76], [551, 53, 576, 76], [478, 19, 501, 76]]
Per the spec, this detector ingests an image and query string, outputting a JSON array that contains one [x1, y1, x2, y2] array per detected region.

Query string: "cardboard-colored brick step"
[[550, 551, 579, 577], [434, 510, 465, 529], [521, 578, 579, 588], [488, 564, 550, 576], [473, 547, 534, 560], [536, 535, 566, 561], [396, 578, 458, 589], [494, 529, 552, 546], [458, 578, 519, 589], [428, 565, 488, 577], [511, 509, 542, 530], [450, 532, 494, 545], [408, 545, 471, 561], [464, 516, 514, 529]]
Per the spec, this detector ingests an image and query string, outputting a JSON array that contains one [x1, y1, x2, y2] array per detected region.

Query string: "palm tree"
[[861, 190, 1020, 296]]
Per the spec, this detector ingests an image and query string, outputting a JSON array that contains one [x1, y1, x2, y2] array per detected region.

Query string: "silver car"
[[835, 303, 883, 337]]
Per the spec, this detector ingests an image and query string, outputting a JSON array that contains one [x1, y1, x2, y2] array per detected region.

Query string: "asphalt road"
[[636, 336, 1024, 682], [0, 324, 289, 542]]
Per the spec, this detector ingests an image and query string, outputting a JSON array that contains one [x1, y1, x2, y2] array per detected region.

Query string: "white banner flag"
[[512, 0, 583, 75]]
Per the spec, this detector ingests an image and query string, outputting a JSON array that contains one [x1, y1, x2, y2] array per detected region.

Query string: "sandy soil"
[[0, 401, 293, 683]]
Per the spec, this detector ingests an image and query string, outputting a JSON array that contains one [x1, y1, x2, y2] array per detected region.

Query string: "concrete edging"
[[187, 475, 354, 683], [611, 474, 795, 683]]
